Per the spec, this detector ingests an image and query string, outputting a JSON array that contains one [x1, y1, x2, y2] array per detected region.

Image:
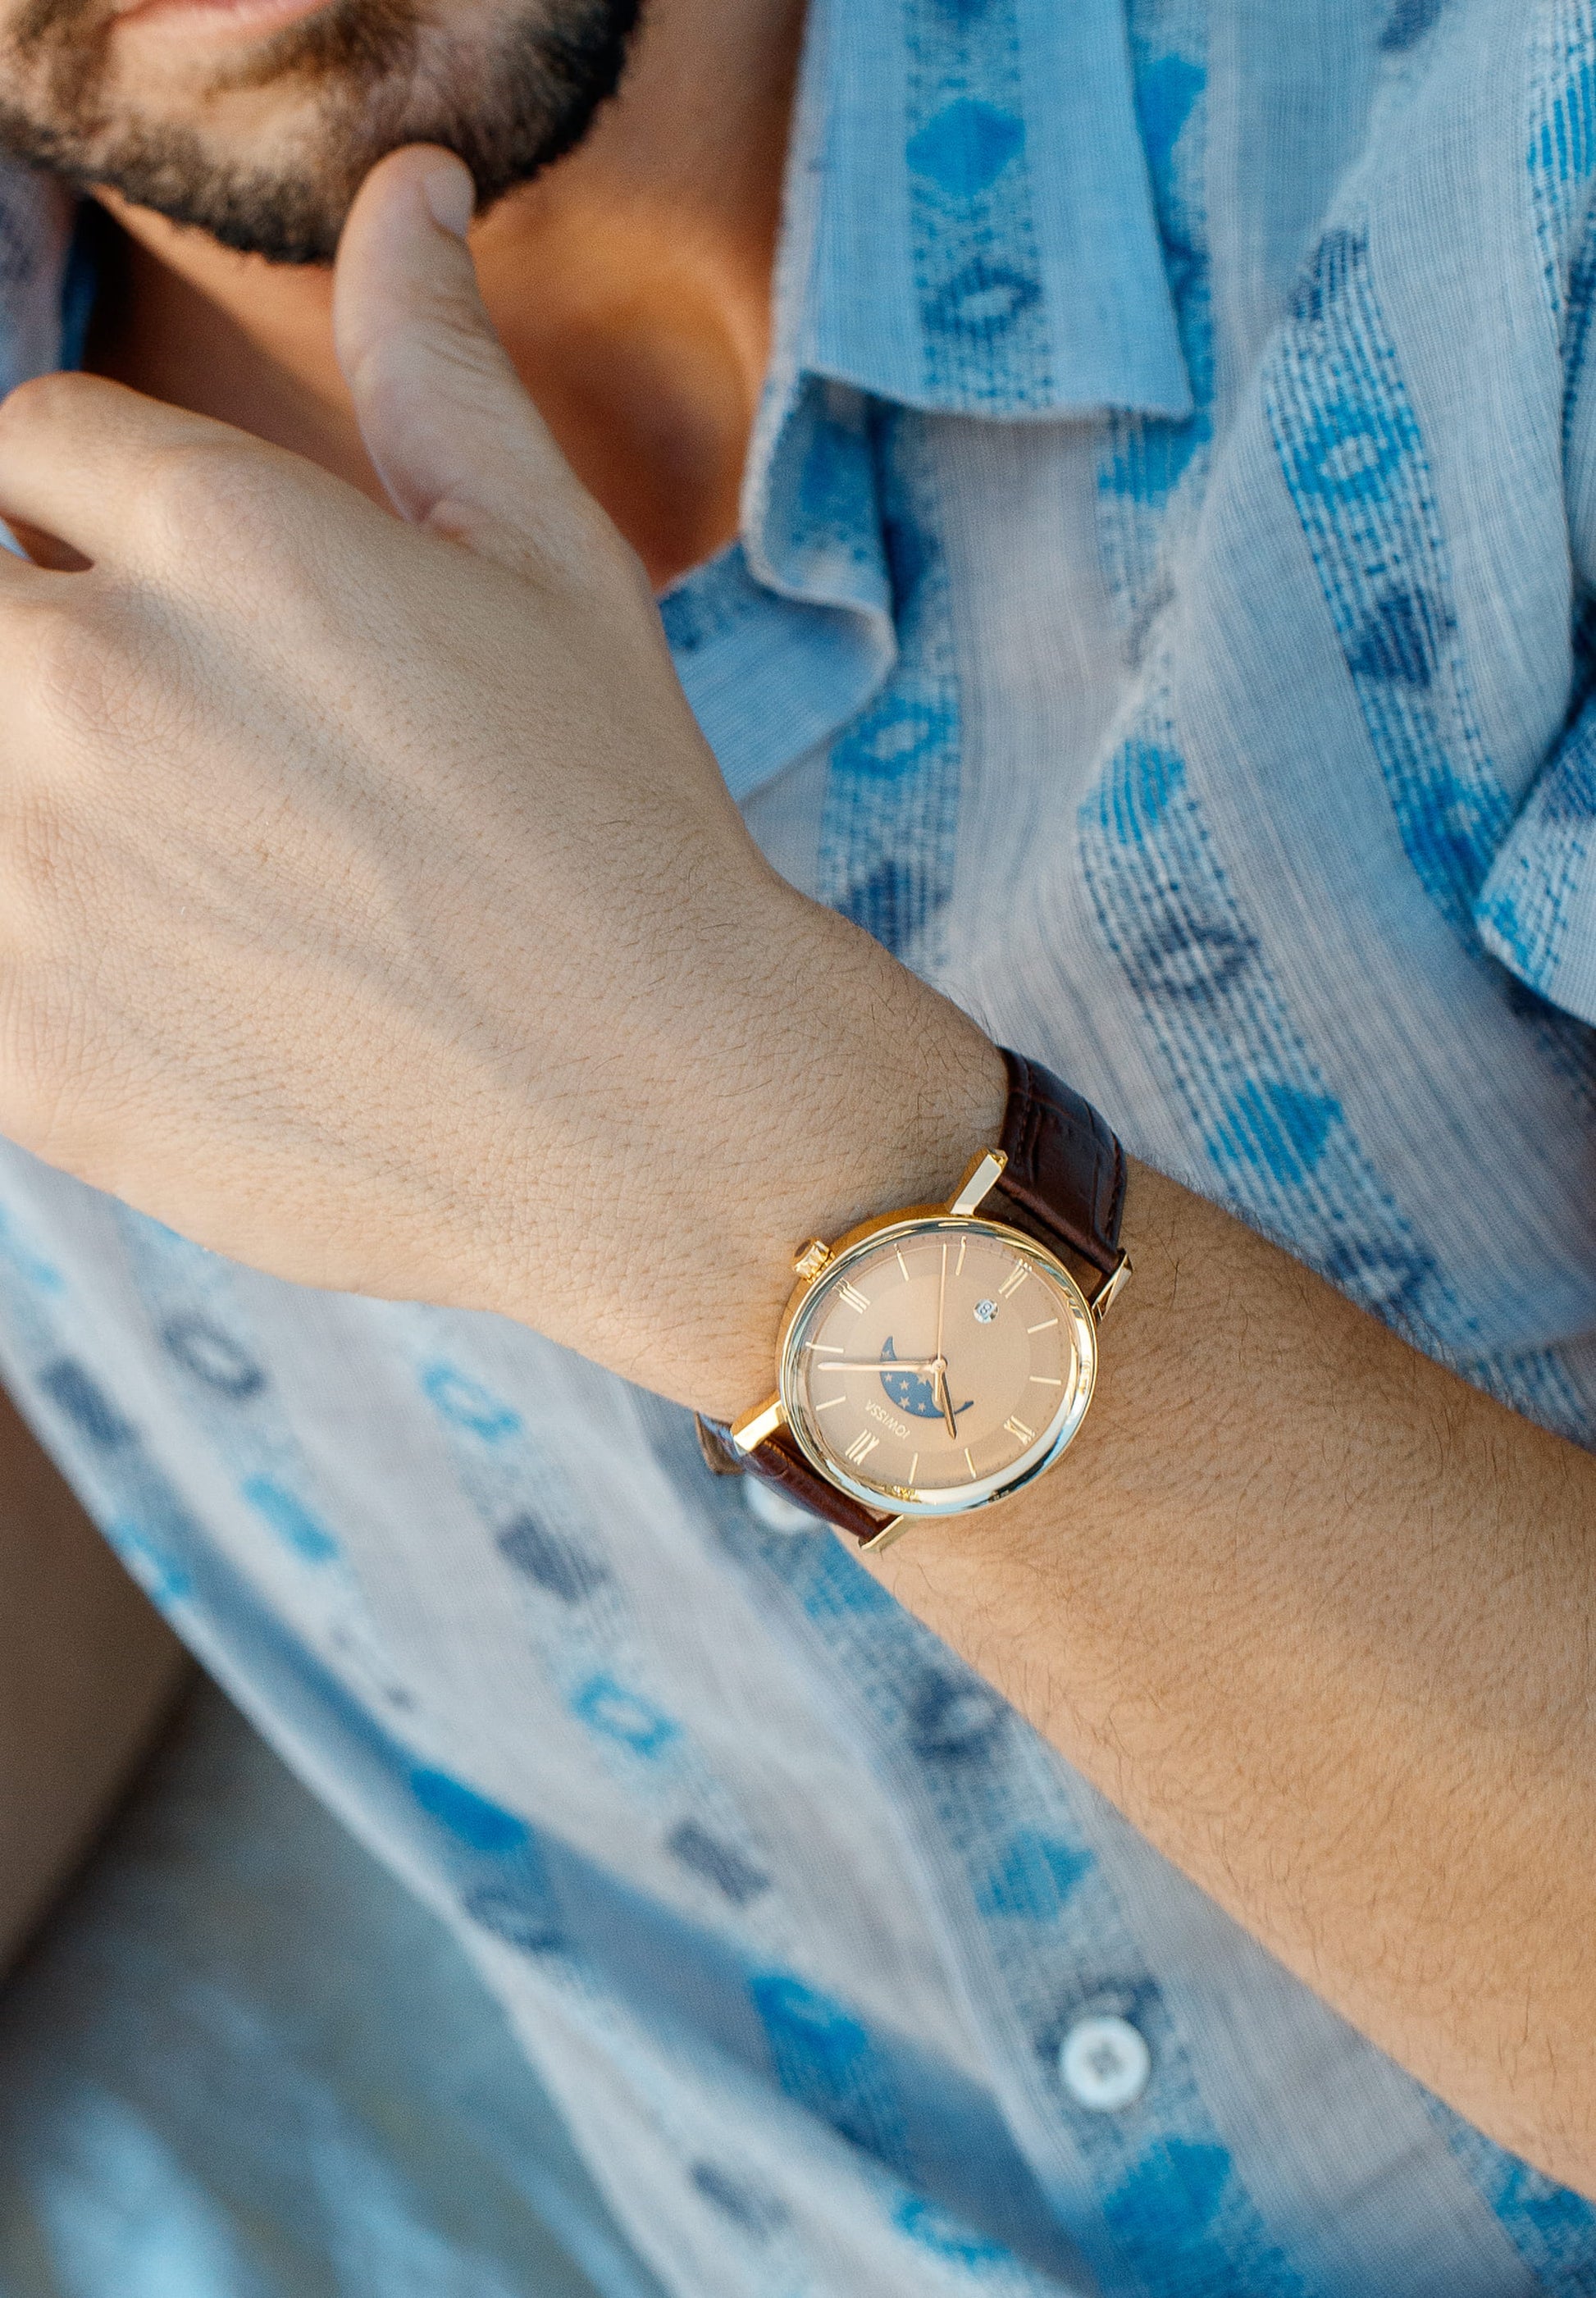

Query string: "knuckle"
[[20, 595, 117, 738], [358, 305, 504, 418], [0, 367, 100, 448], [135, 438, 284, 566]]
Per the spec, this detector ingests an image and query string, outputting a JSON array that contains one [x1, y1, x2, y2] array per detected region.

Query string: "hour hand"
[[933, 1360, 959, 1441]]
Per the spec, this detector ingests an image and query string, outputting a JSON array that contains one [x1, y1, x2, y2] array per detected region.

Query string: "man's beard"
[[0, 0, 642, 263]]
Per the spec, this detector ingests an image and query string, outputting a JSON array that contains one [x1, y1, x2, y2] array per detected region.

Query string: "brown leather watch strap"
[[699, 1047, 1127, 1547], [987, 1046, 1128, 1283], [696, 1412, 896, 1542]]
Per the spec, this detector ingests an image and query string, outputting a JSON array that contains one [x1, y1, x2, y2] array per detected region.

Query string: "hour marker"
[[1029, 1375, 1063, 1386], [1027, 1317, 1058, 1334], [896, 1249, 910, 1282], [908, 1453, 919, 1484], [1003, 1416, 1035, 1443], [997, 1263, 1029, 1298], [844, 1429, 879, 1464], [838, 1281, 870, 1313], [805, 1340, 842, 1353], [955, 1238, 967, 1276], [816, 1395, 847, 1411], [964, 1448, 976, 1477]]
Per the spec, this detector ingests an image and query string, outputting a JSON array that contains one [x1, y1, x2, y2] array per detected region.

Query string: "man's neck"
[[86, 0, 803, 590]]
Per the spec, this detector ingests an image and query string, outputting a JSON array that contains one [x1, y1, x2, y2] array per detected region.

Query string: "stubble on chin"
[[6, 0, 122, 139], [0, 0, 641, 265]]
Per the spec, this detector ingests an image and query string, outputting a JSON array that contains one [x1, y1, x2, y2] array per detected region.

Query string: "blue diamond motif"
[[907, 100, 1024, 200]]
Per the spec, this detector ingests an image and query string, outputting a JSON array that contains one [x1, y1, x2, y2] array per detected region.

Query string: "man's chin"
[[0, 99, 355, 263], [0, 0, 642, 266]]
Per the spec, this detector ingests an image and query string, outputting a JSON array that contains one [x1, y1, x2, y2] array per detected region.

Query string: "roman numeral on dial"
[[997, 1264, 1029, 1298], [837, 1281, 870, 1313], [843, 1430, 879, 1465], [1002, 1416, 1035, 1444]]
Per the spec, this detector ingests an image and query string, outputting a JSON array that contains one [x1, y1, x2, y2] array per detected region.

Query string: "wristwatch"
[[698, 1049, 1131, 1552]]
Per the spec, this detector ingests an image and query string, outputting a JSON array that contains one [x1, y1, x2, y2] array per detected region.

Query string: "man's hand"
[[0, 147, 1001, 1411]]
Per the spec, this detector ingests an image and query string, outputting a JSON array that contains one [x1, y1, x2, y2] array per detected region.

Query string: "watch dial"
[[783, 1220, 1094, 1511]]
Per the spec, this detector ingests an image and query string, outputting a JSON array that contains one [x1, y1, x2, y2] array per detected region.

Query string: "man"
[[0, 0, 1589, 2285]]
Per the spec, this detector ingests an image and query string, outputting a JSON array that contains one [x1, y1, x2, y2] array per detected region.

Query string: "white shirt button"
[[741, 1475, 822, 1534], [1058, 2014, 1151, 2112]]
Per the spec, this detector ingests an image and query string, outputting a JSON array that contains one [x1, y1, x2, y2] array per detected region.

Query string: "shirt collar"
[[779, 0, 1192, 424], [0, 0, 1191, 430], [707, 0, 1191, 800]]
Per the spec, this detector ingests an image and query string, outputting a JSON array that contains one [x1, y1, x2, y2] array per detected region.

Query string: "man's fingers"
[[333, 147, 607, 579], [0, 371, 229, 568]]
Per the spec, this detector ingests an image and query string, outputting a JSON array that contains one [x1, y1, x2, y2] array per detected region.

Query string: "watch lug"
[[1091, 1251, 1133, 1324], [860, 1515, 911, 1555], [730, 1392, 786, 1452], [947, 1148, 1008, 1217]]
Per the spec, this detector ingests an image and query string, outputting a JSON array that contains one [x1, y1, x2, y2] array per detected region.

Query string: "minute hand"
[[819, 1358, 942, 1374], [934, 1242, 959, 1439]]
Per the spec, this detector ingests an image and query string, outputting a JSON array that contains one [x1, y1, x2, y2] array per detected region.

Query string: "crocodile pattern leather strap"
[[987, 1046, 1128, 1283], [698, 1048, 1128, 1547]]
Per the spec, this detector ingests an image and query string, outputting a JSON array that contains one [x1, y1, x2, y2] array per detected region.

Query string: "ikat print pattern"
[[901, 0, 1051, 408], [1265, 222, 1511, 939], [1097, 0, 1211, 653], [1078, 703, 1468, 1349], [1425, 2098, 1596, 2291], [1529, 0, 1596, 326], [1471, 10, 1596, 1023], [2, 1, 1596, 2292], [734, 1500, 1308, 2298], [815, 409, 963, 962], [1264, 208, 1596, 1153]]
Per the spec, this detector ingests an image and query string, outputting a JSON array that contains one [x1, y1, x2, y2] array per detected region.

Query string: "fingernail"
[[423, 157, 475, 241]]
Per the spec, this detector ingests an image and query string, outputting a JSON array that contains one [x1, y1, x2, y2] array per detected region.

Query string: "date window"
[[974, 1299, 997, 1324]]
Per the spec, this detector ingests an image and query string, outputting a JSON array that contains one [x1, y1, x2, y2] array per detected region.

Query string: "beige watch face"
[[780, 1217, 1097, 1518]]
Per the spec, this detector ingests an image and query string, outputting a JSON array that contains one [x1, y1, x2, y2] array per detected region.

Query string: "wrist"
[[477, 873, 1007, 1418], [682, 902, 1010, 1419], [710, 1033, 1131, 1548]]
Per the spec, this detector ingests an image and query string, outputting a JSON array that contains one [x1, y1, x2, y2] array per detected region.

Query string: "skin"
[[88, 0, 800, 584], [0, 0, 1589, 2207]]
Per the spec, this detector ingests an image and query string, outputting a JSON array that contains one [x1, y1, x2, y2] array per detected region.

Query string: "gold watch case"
[[731, 1151, 1129, 1530]]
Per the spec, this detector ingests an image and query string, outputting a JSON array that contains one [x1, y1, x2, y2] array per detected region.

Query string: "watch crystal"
[[782, 1218, 1095, 1516]]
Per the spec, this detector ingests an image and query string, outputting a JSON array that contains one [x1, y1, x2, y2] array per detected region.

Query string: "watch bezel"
[[777, 1210, 1098, 1520]]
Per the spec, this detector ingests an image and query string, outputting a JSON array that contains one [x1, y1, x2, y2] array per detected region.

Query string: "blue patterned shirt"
[[2, 0, 1595, 2289]]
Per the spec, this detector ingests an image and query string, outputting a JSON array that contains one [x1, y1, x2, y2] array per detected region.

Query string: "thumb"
[[333, 145, 595, 577]]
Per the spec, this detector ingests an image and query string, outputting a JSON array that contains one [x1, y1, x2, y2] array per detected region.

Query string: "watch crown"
[[793, 1239, 832, 1279]]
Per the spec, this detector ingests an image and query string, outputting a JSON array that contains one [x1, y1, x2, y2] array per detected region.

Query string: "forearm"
[[464, 847, 1595, 2192], [0, 1381, 190, 1977], [863, 1155, 1596, 2197]]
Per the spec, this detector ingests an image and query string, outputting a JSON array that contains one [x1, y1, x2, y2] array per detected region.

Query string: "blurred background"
[[0, 1499, 668, 2298]]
